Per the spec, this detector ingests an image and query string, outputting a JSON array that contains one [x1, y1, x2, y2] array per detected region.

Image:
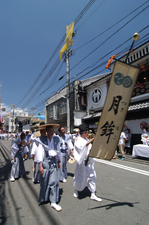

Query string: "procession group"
[[9, 123, 102, 212]]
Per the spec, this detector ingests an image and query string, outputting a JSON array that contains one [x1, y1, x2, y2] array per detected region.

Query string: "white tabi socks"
[[73, 189, 79, 198], [51, 203, 62, 212], [90, 193, 102, 202]]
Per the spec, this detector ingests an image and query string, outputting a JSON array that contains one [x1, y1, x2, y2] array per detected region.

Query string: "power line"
[[27, 5, 149, 109], [74, 0, 97, 25], [73, 26, 149, 80], [20, 2, 149, 110], [75, 0, 106, 31], [17, 34, 66, 107], [21, 57, 60, 109], [70, 4, 149, 72], [17, 0, 98, 108], [33, 32, 149, 112], [75, 0, 149, 51], [24, 58, 65, 106], [30, 30, 149, 112]]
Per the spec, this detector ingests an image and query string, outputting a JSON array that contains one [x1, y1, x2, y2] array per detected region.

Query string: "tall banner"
[[89, 60, 140, 160], [59, 22, 74, 61]]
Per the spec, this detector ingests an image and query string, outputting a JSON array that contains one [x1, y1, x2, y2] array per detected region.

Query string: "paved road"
[[0, 140, 149, 225]]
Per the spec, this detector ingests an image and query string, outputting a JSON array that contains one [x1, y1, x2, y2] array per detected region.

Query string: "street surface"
[[0, 140, 149, 225]]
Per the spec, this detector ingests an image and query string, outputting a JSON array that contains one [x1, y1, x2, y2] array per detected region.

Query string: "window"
[[59, 102, 67, 115], [49, 107, 53, 118]]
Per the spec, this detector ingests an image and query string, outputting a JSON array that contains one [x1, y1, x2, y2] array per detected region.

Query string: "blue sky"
[[0, 0, 149, 117]]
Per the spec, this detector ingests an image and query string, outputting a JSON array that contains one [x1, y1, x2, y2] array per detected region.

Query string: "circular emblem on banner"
[[123, 76, 133, 88], [114, 73, 124, 85], [92, 89, 101, 103]]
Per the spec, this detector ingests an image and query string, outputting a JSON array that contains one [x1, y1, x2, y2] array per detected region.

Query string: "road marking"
[[96, 159, 149, 176]]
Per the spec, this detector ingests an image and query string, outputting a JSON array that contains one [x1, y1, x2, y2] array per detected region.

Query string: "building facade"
[[45, 41, 149, 149], [45, 75, 110, 132], [83, 41, 149, 148]]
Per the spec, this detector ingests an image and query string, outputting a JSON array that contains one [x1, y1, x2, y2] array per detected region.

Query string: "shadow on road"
[[67, 172, 74, 177], [88, 197, 139, 210]]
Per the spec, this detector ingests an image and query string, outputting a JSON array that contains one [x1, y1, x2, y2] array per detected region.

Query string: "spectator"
[[124, 129, 132, 154]]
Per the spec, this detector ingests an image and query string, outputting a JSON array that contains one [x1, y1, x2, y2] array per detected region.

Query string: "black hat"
[[79, 123, 88, 132]]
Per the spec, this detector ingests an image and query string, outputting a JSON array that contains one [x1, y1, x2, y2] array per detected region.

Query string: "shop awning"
[[83, 115, 92, 119], [83, 112, 102, 120]]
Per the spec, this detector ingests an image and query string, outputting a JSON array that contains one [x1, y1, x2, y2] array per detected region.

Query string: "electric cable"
[[20, 3, 149, 111], [75, 0, 149, 51], [70, 5, 149, 72], [29, 31, 149, 112], [17, 0, 98, 107]]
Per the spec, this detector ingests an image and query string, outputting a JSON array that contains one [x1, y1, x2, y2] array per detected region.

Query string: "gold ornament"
[[132, 33, 140, 41]]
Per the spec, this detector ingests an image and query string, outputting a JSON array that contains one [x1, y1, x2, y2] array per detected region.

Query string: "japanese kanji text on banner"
[[89, 60, 140, 160]]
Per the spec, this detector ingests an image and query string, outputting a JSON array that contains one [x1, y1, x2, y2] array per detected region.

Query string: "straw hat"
[[36, 127, 46, 131], [39, 124, 60, 129], [68, 155, 75, 164], [34, 131, 41, 138]]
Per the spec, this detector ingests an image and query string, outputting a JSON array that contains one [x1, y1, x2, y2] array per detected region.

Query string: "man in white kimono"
[[73, 123, 102, 202], [31, 128, 47, 183], [10, 132, 29, 182], [35, 124, 62, 212], [58, 126, 74, 183]]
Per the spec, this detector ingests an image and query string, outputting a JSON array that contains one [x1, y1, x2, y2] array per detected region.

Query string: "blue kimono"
[[35, 136, 61, 204]]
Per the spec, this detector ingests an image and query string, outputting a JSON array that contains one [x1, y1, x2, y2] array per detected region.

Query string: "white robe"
[[141, 132, 149, 145], [35, 137, 61, 163], [11, 141, 29, 161], [73, 136, 96, 193]]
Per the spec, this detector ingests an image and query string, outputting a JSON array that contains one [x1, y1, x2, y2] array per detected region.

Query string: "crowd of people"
[[7, 124, 102, 212], [3, 123, 148, 212], [0, 132, 19, 140], [113, 126, 149, 160]]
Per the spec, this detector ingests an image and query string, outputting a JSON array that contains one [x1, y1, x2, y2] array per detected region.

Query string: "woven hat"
[[34, 131, 41, 138], [39, 124, 60, 129], [68, 156, 75, 164]]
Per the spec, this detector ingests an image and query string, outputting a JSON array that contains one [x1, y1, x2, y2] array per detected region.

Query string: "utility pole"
[[31, 107, 36, 116], [66, 51, 70, 133], [59, 22, 75, 133], [12, 104, 15, 132]]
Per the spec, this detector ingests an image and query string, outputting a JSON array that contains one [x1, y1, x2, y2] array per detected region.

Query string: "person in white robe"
[[31, 128, 46, 183], [10, 132, 29, 182], [35, 124, 62, 212], [73, 123, 102, 202], [141, 127, 149, 145], [58, 126, 74, 182], [72, 128, 80, 145], [25, 131, 32, 159]]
